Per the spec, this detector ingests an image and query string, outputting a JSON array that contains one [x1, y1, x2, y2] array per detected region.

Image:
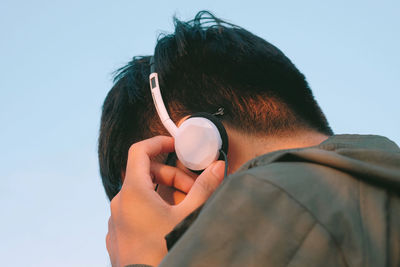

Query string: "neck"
[[226, 128, 329, 174]]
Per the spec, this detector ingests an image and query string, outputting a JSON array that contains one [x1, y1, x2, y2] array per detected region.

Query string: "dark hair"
[[98, 11, 333, 200]]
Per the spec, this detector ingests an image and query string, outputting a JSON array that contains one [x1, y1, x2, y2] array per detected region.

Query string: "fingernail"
[[211, 161, 224, 177]]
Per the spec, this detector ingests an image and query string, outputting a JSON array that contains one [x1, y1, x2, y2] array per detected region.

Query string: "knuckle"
[[105, 233, 111, 251], [105, 232, 110, 244], [128, 143, 139, 155]]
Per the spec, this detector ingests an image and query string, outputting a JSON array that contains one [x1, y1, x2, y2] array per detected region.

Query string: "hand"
[[106, 136, 225, 267]]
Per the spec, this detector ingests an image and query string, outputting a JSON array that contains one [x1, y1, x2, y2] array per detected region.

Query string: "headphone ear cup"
[[188, 112, 229, 159], [174, 113, 229, 171]]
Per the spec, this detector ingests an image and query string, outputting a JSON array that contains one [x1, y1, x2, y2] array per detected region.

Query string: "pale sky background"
[[1, 0, 399, 266]]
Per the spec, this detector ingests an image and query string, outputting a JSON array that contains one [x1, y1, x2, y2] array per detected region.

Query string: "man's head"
[[98, 11, 333, 200]]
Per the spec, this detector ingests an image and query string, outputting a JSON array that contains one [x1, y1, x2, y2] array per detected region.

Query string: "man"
[[99, 11, 400, 267]]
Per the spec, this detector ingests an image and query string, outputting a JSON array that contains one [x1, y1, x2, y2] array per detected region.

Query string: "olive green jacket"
[[137, 135, 400, 267]]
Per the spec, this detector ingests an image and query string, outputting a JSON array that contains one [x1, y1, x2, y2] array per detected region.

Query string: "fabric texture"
[[157, 134, 400, 267]]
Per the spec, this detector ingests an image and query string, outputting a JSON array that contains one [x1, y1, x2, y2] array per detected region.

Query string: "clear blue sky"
[[1, 0, 399, 266]]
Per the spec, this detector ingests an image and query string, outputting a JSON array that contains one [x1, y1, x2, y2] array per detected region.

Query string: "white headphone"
[[149, 57, 228, 171]]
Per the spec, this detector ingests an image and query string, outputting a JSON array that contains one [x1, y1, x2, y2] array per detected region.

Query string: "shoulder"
[[224, 161, 362, 241], [226, 161, 360, 215], [215, 161, 390, 267], [161, 162, 350, 266]]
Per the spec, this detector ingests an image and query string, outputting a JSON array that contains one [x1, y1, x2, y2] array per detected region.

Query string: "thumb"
[[178, 160, 225, 213]]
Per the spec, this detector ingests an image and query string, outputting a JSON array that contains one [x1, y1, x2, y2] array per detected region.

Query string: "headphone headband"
[[148, 56, 228, 171], [149, 57, 178, 137], [150, 56, 155, 73]]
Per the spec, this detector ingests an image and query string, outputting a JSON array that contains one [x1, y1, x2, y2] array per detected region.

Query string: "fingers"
[[150, 162, 195, 193], [124, 136, 174, 187], [123, 136, 225, 215], [178, 160, 225, 213]]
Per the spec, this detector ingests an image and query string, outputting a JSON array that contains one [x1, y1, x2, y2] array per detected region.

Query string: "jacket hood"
[[241, 134, 400, 193]]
